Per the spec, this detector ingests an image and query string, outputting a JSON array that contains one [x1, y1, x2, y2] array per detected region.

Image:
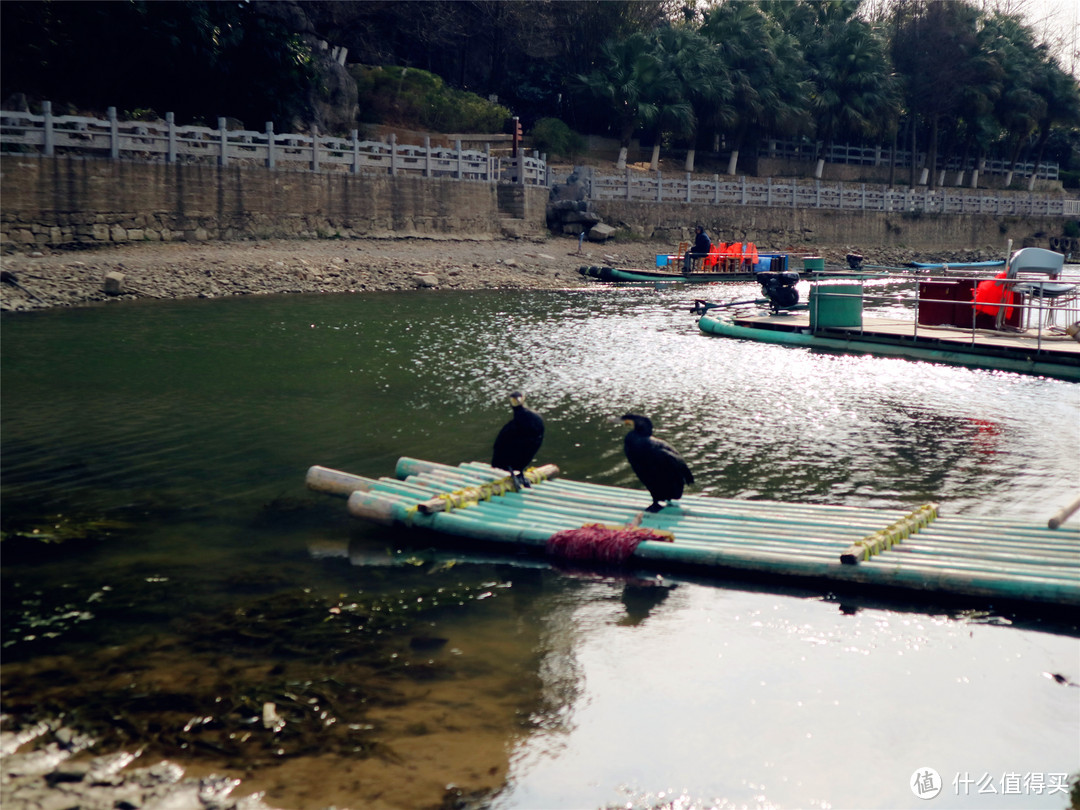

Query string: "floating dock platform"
[[699, 311, 1080, 381], [307, 458, 1080, 610]]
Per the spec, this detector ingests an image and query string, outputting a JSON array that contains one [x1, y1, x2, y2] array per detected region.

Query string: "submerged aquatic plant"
[[1, 581, 509, 767], [0, 513, 135, 562]]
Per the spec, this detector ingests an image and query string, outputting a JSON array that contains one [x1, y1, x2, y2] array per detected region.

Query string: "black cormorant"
[[492, 391, 545, 488], [621, 413, 694, 512]]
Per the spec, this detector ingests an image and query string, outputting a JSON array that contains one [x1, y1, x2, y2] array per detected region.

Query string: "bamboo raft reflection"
[[308, 458, 1080, 610]]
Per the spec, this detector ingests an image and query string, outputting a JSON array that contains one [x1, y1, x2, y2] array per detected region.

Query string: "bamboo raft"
[[307, 458, 1080, 609]]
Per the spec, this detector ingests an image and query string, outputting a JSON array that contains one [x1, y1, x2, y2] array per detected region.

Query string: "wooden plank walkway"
[[308, 458, 1080, 610]]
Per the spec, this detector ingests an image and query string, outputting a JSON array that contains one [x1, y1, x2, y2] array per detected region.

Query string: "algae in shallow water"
[[1, 581, 509, 768], [0, 513, 134, 562]]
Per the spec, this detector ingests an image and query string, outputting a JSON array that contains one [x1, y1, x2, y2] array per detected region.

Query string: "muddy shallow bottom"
[[5, 557, 1078, 810]]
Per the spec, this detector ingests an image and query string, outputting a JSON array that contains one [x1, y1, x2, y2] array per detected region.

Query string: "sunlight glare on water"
[[493, 581, 1079, 810], [404, 284, 1079, 518]]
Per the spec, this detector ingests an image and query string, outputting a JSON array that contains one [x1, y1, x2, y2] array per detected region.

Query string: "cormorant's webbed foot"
[[645, 501, 663, 513]]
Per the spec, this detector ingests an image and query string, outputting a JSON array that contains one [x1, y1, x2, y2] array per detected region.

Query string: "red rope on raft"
[[546, 524, 672, 565]]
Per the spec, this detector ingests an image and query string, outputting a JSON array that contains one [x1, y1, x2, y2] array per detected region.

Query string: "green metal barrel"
[[810, 282, 863, 329]]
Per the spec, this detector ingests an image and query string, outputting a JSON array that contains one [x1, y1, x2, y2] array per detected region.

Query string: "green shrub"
[[1063, 220, 1080, 239], [1059, 169, 1080, 190], [125, 108, 160, 122], [350, 65, 510, 133], [529, 117, 585, 159]]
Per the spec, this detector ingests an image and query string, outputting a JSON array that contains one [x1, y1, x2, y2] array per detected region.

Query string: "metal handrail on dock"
[[808, 268, 1080, 355]]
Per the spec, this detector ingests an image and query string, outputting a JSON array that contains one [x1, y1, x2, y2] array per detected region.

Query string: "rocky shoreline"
[[0, 235, 1011, 312], [1, 720, 286, 810]]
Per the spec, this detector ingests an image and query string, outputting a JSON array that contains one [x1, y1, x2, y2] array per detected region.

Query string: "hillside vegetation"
[[1, 0, 1077, 187]]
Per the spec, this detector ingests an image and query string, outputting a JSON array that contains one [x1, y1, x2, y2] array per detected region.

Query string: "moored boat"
[[579, 243, 790, 284], [579, 264, 764, 283], [907, 259, 1007, 271]]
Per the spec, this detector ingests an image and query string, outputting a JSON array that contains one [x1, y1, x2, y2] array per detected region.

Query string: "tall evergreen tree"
[[650, 26, 731, 171], [700, 1, 811, 175], [785, 2, 899, 178], [574, 33, 669, 169]]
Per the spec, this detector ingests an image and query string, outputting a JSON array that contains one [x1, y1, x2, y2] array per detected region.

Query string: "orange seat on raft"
[[745, 242, 759, 265], [701, 244, 721, 269]]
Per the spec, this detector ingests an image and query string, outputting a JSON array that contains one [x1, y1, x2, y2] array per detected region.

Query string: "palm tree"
[[651, 26, 731, 172], [640, 29, 696, 171], [701, 1, 809, 176], [984, 12, 1047, 187], [574, 32, 667, 170], [1025, 56, 1080, 190], [951, 19, 1007, 188], [796, 8, 899, 179], [893, 0, 985, 189]]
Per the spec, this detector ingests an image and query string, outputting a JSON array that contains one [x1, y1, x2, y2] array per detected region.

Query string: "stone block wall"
[[1, 154, 1069, 254], [0, 155, 548, 251], [591, 199, 1068, 253]]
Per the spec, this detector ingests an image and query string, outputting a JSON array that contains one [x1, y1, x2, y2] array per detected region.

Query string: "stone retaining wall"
[[592, 199, 1069, 253], [0, 155, 549, 250], [1, 154, 1071, 254]]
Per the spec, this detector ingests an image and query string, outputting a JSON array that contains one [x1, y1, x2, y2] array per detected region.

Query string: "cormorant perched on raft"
[[621, 413, 694, 513], [492, 391, 545, 489]]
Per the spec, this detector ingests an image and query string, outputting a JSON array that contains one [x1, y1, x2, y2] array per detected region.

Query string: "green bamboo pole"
[[635, 540, 1079, 604], [423, 499, 855, 561], [909, 529, 1079, 551], [843, 561, 1080, 604], [447, 463, 1075, 542], [440, 493, 866, 548], [470, 496, 1078, 578], [869, 555, 1079, 581], [305, 465, 379, 496], [889, 541, 1079, 565], [525, 484, 910, 530], [367, 478, 445, 499], [544, 484, 907, 532]]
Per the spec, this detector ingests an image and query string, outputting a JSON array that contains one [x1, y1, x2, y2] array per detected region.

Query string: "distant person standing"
[[684, 226, 711, 272]]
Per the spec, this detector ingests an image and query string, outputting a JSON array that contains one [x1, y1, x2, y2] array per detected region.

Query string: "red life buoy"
[[974, 271, 1015, 319]]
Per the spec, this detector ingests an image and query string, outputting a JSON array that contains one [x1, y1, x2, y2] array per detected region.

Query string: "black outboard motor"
[[756, 271, 800, 313]]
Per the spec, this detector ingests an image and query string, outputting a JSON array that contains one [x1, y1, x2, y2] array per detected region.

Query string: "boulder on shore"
[[588, 223, 616, 243]]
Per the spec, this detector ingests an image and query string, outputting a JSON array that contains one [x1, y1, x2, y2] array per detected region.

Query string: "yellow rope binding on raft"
[[418, 466, 555, 514], [840, 503, 939, 565]]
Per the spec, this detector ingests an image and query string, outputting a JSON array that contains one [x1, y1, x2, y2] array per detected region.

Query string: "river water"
[[2, 279, 1078, 810]]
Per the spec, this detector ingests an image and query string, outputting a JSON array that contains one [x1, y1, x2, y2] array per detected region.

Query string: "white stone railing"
[[759, 138, 1059, 181], [0, 102, 548, 186], [552, 169, 1078, 217]]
